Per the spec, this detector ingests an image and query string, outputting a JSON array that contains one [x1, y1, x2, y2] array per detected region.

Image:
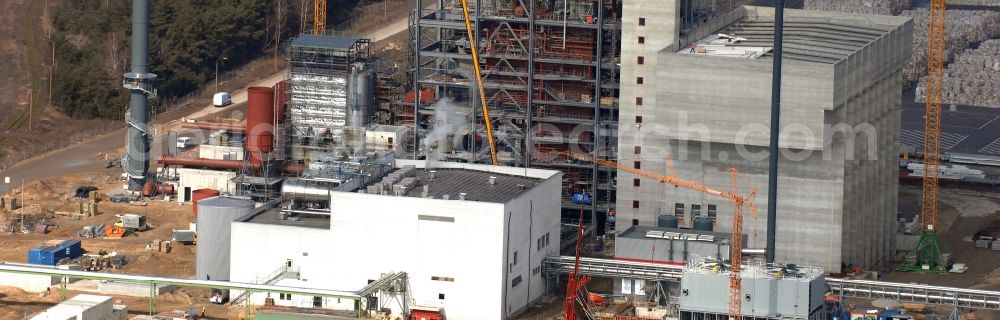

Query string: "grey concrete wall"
[[615, 236, 730, 263], [616, 7, 910, 271]]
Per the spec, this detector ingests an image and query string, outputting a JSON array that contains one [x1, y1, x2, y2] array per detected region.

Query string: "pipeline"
[[142, 181, 175, 197], [157, 155, 305, 175], [181, 122, 246, 132]]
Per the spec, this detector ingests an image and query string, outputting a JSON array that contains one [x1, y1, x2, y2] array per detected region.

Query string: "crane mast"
[[901, 0, 948, 273], [562, 152, 756, 319], [314, 0, 327, 34]]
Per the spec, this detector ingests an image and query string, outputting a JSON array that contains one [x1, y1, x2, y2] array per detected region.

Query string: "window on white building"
[[621, 279, 646, 295], [533, 266, 541, 275], [513, 251, 518, 265], [512, 275, 523, 287], [313, 296, 322, 307]]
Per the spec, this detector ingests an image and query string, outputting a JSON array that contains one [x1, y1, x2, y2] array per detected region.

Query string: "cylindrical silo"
[[195, 196, 255, 283], [247, 86, 275, 166], [693, 217, 714, 231], [346, 63, 375, 129], [657, 215, 678, 229]]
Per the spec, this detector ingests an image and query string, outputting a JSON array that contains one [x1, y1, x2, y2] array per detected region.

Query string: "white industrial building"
[[175, 168, 237, 202], [30, 294, 127, 320], [229, 160, 562, 320]]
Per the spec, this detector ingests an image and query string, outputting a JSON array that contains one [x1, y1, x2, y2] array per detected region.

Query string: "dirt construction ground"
[[0, 168, 246, 319]]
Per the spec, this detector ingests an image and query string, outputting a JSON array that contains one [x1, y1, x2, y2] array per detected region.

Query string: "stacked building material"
[[805, 0, 913, 15], [902, 9, 1000, 85], [916, 40, 1000, 107]]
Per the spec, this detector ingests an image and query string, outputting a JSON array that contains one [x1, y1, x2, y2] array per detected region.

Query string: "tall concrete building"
[[617, 5, 912, 271]]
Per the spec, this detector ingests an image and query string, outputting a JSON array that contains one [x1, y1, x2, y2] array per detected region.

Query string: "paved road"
[[0, 16, 413, 195], [0, 70, 286, 195]]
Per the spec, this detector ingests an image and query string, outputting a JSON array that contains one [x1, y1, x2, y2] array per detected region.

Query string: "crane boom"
[[458, 0, 499, 165], [563, 152, 755, 319], [313, 0, 327, 34]]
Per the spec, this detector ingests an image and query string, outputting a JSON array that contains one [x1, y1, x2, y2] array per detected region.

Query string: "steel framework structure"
[[408, 0, 621, 222], [542, 256, 1000, 311], [287, 36, 371, 162]]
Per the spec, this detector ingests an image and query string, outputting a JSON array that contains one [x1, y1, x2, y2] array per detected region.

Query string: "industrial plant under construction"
[[5, 0, 1000, 319]]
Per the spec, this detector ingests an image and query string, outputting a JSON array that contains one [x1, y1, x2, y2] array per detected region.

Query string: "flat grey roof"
[[367, 168, 542, 203], [688, 15, 897, 64], [243, 208, 330, 229], [291, 34, 364, 50]]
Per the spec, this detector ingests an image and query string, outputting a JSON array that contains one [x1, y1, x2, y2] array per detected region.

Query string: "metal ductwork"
[[281, 178, 339, 204], [122, 0, 157, 191]]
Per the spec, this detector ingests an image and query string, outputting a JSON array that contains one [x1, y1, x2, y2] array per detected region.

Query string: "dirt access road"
[[0, 12, 414, 196]]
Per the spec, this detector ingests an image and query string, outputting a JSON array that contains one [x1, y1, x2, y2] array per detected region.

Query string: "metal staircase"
[[231, 264, 301, 305]]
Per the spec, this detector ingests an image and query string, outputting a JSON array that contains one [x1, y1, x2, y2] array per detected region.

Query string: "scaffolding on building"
[[407, 0, 621, 221], [287, 35, 372, 162]]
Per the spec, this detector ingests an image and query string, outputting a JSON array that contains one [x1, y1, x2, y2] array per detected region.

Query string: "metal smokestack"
[[765, 0, 785, 264], [123, 0, 157, 191]]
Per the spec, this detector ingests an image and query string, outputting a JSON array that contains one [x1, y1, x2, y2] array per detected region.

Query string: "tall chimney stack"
[[122, 0, 157, 191]]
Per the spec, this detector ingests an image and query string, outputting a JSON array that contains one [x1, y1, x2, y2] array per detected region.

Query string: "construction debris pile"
[[805, 0, 913, 15], [63, 251, 128, 272], [3, 206, 54, 234], [916, 39, 1000, 107], [902, 9, 1000, 85]]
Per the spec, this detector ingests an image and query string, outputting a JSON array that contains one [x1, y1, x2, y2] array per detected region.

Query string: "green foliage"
[[50, 0, 299, 119]]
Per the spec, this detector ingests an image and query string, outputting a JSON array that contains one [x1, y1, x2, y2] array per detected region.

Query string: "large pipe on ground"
[[123, 0, 157, 191], [247, 87, 276, 166], [765, 0, 785, 264]]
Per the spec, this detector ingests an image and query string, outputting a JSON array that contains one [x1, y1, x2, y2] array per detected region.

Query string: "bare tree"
[[275, 0, 289, 70]]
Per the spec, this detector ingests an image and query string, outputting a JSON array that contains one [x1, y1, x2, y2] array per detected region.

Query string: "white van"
[[213, 92, 232, 107], [176, 137, 193, 149]]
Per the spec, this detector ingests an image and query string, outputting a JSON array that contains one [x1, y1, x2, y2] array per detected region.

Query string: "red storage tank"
[[191, 189, 221, 214], [247, 86, 276, 166]]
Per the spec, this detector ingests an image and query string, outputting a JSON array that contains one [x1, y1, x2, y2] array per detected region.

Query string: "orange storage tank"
[[247, 86, 276, 166], [191, 189, 221, 214]]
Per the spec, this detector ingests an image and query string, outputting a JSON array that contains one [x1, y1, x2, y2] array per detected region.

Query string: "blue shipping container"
[[28, 240, 82, 266]]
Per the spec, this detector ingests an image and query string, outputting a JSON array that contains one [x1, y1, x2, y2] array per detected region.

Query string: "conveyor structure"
[[542, 256, 1000, 310]]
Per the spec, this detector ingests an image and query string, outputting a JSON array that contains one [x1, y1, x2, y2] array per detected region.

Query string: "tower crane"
[[563, 152, 757, 320], [901, 0, 948, 273], [314, 0, 327, 34]]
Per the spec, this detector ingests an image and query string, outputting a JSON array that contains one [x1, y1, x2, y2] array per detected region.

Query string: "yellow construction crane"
[[563, 152, 756, 318], [314, 0, 327, 35], [901, 0, 948, 273], [458, 0, 499, 165]]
